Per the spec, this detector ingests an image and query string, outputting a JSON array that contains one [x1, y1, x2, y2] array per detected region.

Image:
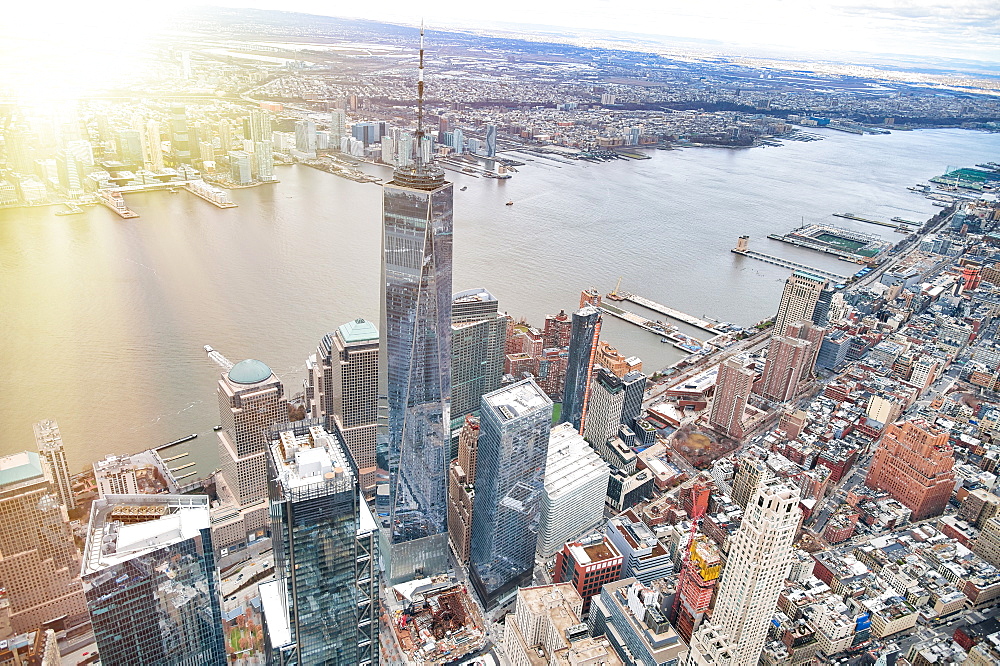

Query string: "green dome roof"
[[228, 359, 273, 385], [338, 318, 379, 344]]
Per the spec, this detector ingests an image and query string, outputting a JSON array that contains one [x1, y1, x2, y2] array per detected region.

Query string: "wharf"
[[608, 292, 718, 333], [97, 191, 138, 219], [766, 233, 865, 263], [833, 212, 914, 231], [599, 303, 707, 353], [183, 182, 237, 208], [731, 249, 849, 282]]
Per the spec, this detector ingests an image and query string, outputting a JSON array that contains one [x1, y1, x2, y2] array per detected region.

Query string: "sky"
[[2, 2, 999, 75]]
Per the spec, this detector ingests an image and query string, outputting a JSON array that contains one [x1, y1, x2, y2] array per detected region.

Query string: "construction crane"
[[204, 345, 233, 371]]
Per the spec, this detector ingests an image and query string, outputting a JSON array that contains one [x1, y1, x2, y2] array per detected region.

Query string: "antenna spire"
[[416, 21, 426, 166]]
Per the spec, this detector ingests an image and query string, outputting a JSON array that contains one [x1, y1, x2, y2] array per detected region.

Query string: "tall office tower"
[[448, 416, 479, 562], [813, 285, 837, 326], [668, 535, 722, 642], [773, 271, 828, 337], [247, 109, 272, 143], [438, 114, 449, 142], [229, 150, 253, 185], [381, 46, 454, 581], [266, 426, 378, 666], [169, 104, 192, 163], [255, 140, 274, 181], [217, 120, 233, 152], [451, 288, 508, 444], [144, 120, 164, 172], [469, 379, 553, 608], [696, 479, 801, 666], [330, 109, 346, 149], [709, 357, 756, 439], [307, 320, 380, 490], [0, 451, 86, 636], [81, 495, 227, 666], [583, 367, 626, 450], [32, 419, 75, 510], [295, 119, 317, 153], [217, 359, 287, 542], [865, 419, 956, 520], [117, 129, 143, 164], [561, 306, 602, 433], [537, 423, 610, 558], [485, 123, 497, 157], [452, 128, 464, 154], [757, 321, 824, 403]]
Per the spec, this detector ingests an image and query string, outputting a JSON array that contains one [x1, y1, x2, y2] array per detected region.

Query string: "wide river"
[[2, 127, 998, 475]]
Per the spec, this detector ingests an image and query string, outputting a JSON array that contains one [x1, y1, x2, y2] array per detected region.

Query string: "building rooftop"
[[272, 426, 355, 496], [228, 358, 273, 385], [453, 288, 497, 303], [484, 378, 551, 421], [82, 494, 210, 576], [0, 451, 44, 488], [338, 318, 379, 344]]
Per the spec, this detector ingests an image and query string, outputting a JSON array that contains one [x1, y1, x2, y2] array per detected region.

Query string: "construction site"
[[387, 580, 488, 664]]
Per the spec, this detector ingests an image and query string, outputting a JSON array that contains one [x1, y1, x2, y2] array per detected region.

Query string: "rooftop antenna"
[[416, 20, 426, 169]]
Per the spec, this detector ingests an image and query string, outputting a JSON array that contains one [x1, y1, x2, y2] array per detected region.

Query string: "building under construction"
[[388, 582, 487, 664]]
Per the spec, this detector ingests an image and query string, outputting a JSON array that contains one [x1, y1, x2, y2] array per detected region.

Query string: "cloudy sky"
[[4, 1, 999, 65]]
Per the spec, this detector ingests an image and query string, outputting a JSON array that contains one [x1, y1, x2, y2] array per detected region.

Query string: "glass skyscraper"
[[451, 288, 507, 453], [81, 494, 226, 666], [381, 157, 454, 584], [561, 306, 603, 432], [267, 424, 378, 666], [469, 378, 553, 608]]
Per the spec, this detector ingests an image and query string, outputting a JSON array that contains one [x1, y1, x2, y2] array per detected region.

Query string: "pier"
[[97, 190, 138, 219], [731, 249, 849, 282], [766, 233, 865, 262], [184, 181, 237, 208], [832, 212, 914, 232], [609, 293, 719, 333], [598, 303, 707, 354]]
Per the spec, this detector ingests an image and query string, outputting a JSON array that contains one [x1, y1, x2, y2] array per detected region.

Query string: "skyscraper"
[[381, 39, 454, 580], [247, 109, 272, 143], [668, 535, 722, 642], [32, 419, 75, 510], [266, 425, 378, 666], [485, 123, 497, 158], [307, 320, 380, 491], [81, 495, 227, 666], [330, 109, 346, 149], [216, 359, 287, 549], [469, 379, 553, 608], [865, 419, 956, 520], [756, 320, 825, 403], [169, 104, 192, 163], [708, 357, 756, 439], [537, 423, 610, 558], [451, 288, 507, 446], [773, 271, 828, 337], [0, 451, 86, 636], [583, 366, 626, 450], [561, 306, 602, 432], [295, 119, 317, 153], [691, 480, 801, 666], [448, 416, 479, 562]]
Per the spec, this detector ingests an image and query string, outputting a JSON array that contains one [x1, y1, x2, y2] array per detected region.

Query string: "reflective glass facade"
[[451, 289, 507, 450], [561, 307, 602, 432], [269, 426, 378, 666], [381, 170, 453, 583], [469, 379, 553, 608], [81, 496, 226, 666]]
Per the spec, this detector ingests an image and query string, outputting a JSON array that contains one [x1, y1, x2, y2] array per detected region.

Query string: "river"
[[1, 127, 997, 475]]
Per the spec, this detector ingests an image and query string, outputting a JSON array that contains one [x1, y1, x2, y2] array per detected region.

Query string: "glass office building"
[[469, 379, 553, 608], [81, 494, 226, 666], [381, 160, 453, 584], [268, 425, 378, 666], [561, 306, 602, 432]]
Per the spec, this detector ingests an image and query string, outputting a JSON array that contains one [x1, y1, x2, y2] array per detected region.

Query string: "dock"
[[97, 190, 138, 219], [184, 181, 237, 208], [731, 249, 849, 282], [599, 304, 707, 353], [832, 212, 914, 232], [766, 233, 865, 263], [608, 293, 718, 333], [170, 462, 196, 472]]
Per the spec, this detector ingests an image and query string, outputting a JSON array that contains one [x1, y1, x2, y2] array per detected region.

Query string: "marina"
[[598, 302, 707, 353]]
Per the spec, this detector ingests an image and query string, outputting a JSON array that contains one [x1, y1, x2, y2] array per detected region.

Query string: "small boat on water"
[[213, 425, 223, 431], [505, 200, 514, 206], [460, 186, 467, 191]]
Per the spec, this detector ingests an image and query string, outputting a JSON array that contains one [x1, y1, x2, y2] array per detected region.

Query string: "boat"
[[213, 425, 223, 431], [505, 201, 514, 206], [660, 338, 671, 343], [460, 186, 467, 191]]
